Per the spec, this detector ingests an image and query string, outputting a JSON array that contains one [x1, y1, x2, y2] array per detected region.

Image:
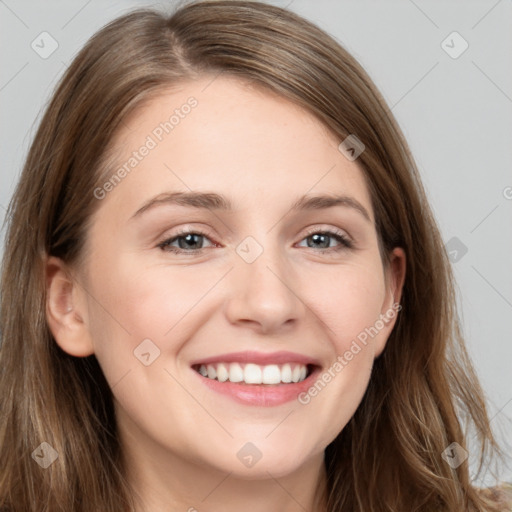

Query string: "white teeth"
[[262, 364, 281, 384], [281, 363, 292, 383], [216, 363, 229, 382], [229, 362, 244, 383], [196, 362, 310, 385], [244, 363, 262, 384], [206, 364, 217, 380]]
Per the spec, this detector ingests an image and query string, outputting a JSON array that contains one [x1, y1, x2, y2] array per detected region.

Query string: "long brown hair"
[[0, 1, 507, 510]]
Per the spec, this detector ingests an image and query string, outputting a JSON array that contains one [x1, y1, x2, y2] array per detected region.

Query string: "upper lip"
[[190, 350, 321, 367]]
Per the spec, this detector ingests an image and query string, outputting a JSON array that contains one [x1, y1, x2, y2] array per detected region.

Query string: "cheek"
[[113, 259, 225, 343], [306, 259, 387, 346], [84, 253, 216, 374], [296, 261, 387, 438]]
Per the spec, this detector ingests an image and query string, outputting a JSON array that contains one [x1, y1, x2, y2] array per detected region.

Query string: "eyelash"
[[157, 227, 353, 255]]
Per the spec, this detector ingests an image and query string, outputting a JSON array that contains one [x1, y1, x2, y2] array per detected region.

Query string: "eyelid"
[[301, 225, 351, 240]]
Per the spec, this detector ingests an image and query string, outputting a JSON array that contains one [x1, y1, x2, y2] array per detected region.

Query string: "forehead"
[[97, 75, 373, 220]]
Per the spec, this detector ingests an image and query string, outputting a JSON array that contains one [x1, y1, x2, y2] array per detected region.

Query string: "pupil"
[[310, 233, 329, 248], [179, 233, 202, 249]]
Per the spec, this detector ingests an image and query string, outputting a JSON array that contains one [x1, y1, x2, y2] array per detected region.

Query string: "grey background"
[[1, 0, 511, 485]]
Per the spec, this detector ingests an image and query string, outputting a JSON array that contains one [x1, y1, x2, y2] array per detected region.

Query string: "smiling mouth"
[[191, 362, 317, 385]]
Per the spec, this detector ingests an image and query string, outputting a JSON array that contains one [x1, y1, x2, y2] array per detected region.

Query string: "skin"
[[46, 75, 406, 512]]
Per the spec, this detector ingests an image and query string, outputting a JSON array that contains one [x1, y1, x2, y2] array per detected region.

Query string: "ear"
[[45, 255, 95, 357], [374, 247, 406, 358]]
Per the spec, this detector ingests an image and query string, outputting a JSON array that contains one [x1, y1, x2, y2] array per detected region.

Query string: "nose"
[[224, 243, 305, 335]]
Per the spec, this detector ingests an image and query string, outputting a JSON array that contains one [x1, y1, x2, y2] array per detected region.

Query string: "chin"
[[201, 443, 316, 480]]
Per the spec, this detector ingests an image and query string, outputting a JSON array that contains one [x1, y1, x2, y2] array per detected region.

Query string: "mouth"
[[189, 351, 322, 406], [191, 362, 316, 385]]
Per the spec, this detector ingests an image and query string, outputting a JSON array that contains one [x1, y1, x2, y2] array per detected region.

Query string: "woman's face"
[[49, 76, 405, 480]]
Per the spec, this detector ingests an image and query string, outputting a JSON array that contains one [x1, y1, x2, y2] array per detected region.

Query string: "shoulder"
[[475, 482, 512, 511]]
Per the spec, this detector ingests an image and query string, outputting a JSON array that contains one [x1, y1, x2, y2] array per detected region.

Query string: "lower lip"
[[192, 366, 321, 406]]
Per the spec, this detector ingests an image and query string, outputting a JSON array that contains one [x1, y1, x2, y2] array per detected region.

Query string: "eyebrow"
[[129, 191, 371, 222]]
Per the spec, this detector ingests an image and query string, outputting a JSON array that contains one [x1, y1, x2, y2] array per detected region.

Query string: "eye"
[[157, 227, 353, 255], [157, 229, 216, 254], [297, 228, 353, 252]]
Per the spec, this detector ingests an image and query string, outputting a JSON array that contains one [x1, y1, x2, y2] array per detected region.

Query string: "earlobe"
[[45, 255, 95, 357]]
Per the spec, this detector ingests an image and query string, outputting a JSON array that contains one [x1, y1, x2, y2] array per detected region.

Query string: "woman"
[[0, 1, 510, 510]]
